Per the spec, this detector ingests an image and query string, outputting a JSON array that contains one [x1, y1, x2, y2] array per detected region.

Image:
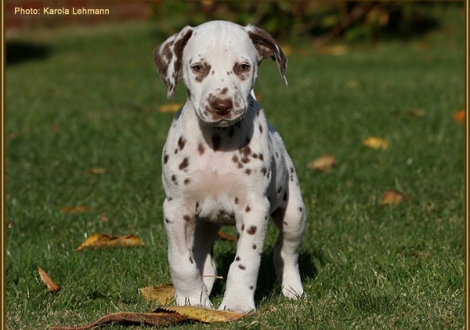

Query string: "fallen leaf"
[[37, 266, 60, 292], [405, 108, 426, 117], [453, 109, 465, 123], [217, 230, 236, 241], [281, 45, 292, 56], [317, 45, 349, 56], [158, 103, 182, 113], [363, 137, 388, 150], [411, 251, 432, 258], [381, 189, 404, 206], [51, 311, 186, 330], [88, 167, 107, 174], [61, 206, 92, 214], [346, 80, 360, 88], [155, 306, 247, 323], [307, 155, 337, 172], [99, 214, 109, 223], [76, 233, 145, 251], [140, 284, 175, 305]]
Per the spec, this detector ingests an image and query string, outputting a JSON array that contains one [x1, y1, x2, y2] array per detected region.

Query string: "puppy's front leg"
[[219, 197, 270, 313], [163, 198, 212, 307]]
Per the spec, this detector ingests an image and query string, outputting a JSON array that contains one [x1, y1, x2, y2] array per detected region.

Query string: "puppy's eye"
[[238, 63, 250, 72], [191, 64, 203, 73]]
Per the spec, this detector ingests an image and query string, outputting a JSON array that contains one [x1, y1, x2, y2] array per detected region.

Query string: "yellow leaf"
[[155, 306, 247, 323], [88, 167, 106, 174], [346, 80, 360, 88], [307, 155, 337, 172], [453, 109, 465, 123], [158, 103, 182, 113], [76, 233, 145, 251], [381, 189, 404, 206], [61, 206, 92, 214], [281, 45, 293, 56], [37, 266, 61, 292], [317, 45, 349, 56], [140, 284, 175, 305], [363, 137, 388, 150]]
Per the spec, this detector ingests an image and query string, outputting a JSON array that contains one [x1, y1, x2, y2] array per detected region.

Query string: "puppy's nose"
[[212, 98, 233, 116]]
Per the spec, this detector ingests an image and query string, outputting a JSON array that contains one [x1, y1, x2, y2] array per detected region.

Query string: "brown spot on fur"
[[171, 175, 178, 185], [252, 244, 257, 250], [259, 124, 263, 133], [198, 143, 205, 155], [239, 264, 246, 270], [183, 215, 191, 222], [235, 197, 239, 204], [247, 226, 257, 235], [261, 167, 267, 176], [184, 178, 190, 185], [177, 136, 186, 150], [163, 154, 169, 164], [245, 206, 251, 213], [179, 157, 189, 170], [245, 169, 252, 175]]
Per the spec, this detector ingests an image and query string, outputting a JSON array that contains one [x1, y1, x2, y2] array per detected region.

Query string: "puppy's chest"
[[162, 124, 271, 201]]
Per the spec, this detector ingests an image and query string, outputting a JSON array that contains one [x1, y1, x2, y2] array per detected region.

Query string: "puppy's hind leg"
[[271, 180, 306, 299]]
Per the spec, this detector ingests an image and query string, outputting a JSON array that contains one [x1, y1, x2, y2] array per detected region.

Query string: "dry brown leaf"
[[61, 206, 92, 214], [217, 230, 236, 241], [88, 167, 107, 174], [140, 284, 175, 305], [76, 233, 145, 251], [155, 306, 247, 323], [317, 45, 349, 55], [158, 103, 182, 113], [381, 189, 404, 206], [308, 155, 337, 172], [453, 109, 465, 123], [363, 136, 389, 150], [50, 311, 186, 330], [37, 266, 60, 292], [406, 108, 426, 117]]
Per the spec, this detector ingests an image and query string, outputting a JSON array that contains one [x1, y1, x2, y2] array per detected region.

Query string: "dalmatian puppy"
[[154, 20, 306, 313]]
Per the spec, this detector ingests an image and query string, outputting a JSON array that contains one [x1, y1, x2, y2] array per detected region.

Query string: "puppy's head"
[[154, 20, 287, 127]]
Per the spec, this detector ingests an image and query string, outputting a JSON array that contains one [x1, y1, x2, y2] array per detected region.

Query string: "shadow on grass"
[[6, 41, 51, 66], [212, 249, 319, 304]]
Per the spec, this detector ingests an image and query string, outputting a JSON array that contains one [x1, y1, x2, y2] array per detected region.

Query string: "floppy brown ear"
[[154, 26, 194, 97], [244, 25, 287, 86]]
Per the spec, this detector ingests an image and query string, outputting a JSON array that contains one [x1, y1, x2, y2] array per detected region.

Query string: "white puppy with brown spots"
[[154, 20, 306, 313]]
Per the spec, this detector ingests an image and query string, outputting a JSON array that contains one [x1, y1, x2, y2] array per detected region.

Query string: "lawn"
[[5, 6, 465, 330]]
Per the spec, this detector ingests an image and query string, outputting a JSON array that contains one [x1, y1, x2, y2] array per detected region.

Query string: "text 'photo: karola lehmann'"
[[14, 6, 110, 15]]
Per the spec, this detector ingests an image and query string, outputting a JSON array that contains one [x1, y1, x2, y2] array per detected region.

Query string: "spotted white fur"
[[154, 20, 306, 313]]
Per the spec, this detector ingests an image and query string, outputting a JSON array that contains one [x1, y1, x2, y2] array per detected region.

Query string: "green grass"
[[5, 6, 465, 330]]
